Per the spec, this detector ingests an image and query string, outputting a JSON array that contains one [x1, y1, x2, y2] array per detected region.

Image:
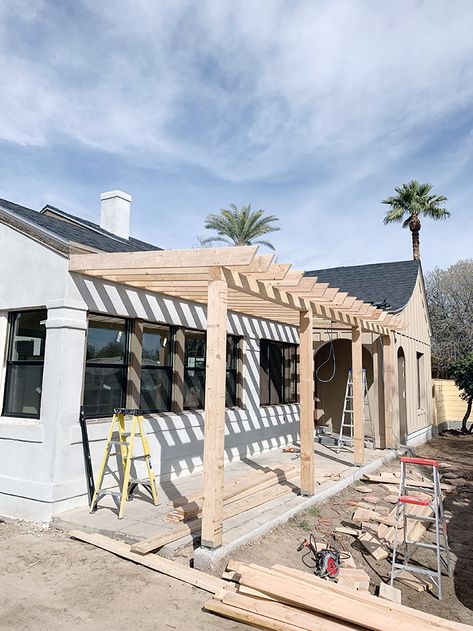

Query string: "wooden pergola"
[[70, 246, 405, 550]]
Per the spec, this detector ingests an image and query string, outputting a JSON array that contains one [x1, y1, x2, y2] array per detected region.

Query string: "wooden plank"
[[335, 526, 360, 537], [69, 245, 259, 272], [378, 582, 402, 604], [300, 309, 315, 496], [201, 270, 228, 549], [358, 532, 389, 561], [337, 568, 370, 592], [205, 598, 317, 631], [248, 564, 471, 630], [394, 571, 432, 592], [351, 326, 364, 466], [132, 480, 296, 554], [220, 592, 357, 630], [168, 466, 297, 521], [69, 530, 223, 594]]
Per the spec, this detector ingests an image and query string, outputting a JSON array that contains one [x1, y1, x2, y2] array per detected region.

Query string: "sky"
[[1, 0, 473, 273]]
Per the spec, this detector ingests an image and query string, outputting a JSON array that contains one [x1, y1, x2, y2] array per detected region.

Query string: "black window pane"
[[185, 331, 206, 369], [259, 339, 298, 406], [226, 369, 237, 407], [3, 364, 43, 417], [184, 368, 205, 409], [86, 316, 126, 363], [141, 367, 172, 412], [83, 366, 126, 417], [9, 310, 46, 361], [142, 326, 171, 366]]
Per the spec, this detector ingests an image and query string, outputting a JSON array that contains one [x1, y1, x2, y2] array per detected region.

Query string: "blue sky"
[[1, 0, 473, 272]]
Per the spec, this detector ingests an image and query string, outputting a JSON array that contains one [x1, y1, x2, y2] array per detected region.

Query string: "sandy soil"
[[0, 520, 250, 631], [233, 435, 473, 626]]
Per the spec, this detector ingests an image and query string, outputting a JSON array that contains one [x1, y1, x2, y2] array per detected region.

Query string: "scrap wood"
[[69, 530, 223, 594], [132, 481, 295, 554], [168, 465, 298, 520], [354, 485, 373, 494], [382, 494, 399, 504], [378, 582, 401, 604], [364, 474, 451, 491], [337, 568, 370, 592], [358, 532, 389, 561], [236, 563, 471, 631], [170, 462, 297, 508], [362, 495, 381, 505], [394, 570, 432, 592], [167, 469, 298, 523], [335, 526, 360, 537]]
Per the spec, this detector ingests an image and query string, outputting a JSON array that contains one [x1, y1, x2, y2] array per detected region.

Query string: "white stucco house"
[[0, 191, 433, 523]]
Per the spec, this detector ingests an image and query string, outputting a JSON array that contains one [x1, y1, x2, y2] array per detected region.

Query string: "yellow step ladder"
[[90, 408, 160, 519]]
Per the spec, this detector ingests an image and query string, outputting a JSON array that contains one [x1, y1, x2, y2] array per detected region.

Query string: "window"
[[417, 352, 425, 410], [83, 315, 129, 418], [3, 310, 47, 418], [140, 324, 173, 413], [260, 340, 298, 406], [184, 329, 206, 409], [183, 330, 242, 410], [226, 336, 240, 407]]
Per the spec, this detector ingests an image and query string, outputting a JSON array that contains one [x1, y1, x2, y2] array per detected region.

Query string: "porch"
[[54, 441, 395, 565]]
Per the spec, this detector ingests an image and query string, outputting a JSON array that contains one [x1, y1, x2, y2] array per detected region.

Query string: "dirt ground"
[[0, 520, 251, 631], [1, 435, 473, 630], [233, 435, 473, 626]]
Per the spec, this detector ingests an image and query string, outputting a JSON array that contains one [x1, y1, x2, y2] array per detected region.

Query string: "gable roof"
[[0, 197, 161, 253], [305, 260, 421, 313]]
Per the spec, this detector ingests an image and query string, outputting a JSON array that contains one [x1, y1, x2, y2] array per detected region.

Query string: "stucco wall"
[[0, 222, 300, 521]]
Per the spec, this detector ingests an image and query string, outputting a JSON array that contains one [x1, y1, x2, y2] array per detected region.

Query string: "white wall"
[[0, 222, 300, 521]]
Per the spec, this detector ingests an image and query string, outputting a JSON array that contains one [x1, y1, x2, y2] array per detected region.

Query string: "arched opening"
[[397, 346, 407, 443], [314, 339, 374, 440]]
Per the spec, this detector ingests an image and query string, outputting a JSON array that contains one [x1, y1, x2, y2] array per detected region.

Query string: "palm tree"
[[201, 204, 280, 250], [382, 180, 450, 260]]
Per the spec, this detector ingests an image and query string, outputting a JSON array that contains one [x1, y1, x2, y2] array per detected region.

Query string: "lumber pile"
[[132, 465, 299, 554], [206, 560, 471, 630], [166, 464, 298, 523]]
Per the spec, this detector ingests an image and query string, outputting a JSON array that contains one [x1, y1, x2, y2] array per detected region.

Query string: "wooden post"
[[299, 310, 315, 495], [201, 268, 228, 549], [172, 326, 185, 413], [351, 325, 364, 466], [127, 320, 143, 409], [382, 333, 397, 449]]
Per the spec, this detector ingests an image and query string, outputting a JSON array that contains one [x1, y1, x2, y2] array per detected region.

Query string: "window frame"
[[183, 328, 207, 410], [226, 335, 241, 408], [140, 323, 174, 413], [260, 339, 299, 407], [416, 351, 425, 411], [83, 313, 131, 419], [2, 309, 47, 419]]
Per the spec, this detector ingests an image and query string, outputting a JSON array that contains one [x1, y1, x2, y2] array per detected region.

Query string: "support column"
[[127, 320, 143, 409], [172, 327, 185, 413], [382, 333, 397, 449], [299, 309, 315, 495], [352, 325, 364, 466], [201, 268, 227, 549]]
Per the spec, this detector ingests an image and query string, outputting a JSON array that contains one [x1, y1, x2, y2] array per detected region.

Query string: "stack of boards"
[[70, 531, 469, 631], [207, 559, 470, 631], [130, 463, 299, 554]]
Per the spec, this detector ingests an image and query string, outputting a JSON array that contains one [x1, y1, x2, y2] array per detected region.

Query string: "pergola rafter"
[[69, 245, 404, 549]]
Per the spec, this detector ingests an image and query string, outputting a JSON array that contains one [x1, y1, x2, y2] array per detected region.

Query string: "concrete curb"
[[194, 447, 404, 572]]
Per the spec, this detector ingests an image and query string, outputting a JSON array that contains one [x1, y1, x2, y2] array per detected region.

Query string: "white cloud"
[[1, 0, 473, 183]]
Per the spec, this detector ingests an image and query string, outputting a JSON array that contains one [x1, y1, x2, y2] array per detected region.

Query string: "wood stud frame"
[[69, 245, 405, 549]]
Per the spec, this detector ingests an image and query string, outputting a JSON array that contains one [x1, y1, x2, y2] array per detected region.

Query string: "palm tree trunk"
[[409, 216, 421, 260]]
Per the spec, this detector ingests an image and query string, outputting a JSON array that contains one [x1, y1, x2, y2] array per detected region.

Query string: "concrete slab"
[[54, 443, 401, 567]]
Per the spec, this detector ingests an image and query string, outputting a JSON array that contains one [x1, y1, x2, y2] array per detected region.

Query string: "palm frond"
[[202, 203, 279, 250]]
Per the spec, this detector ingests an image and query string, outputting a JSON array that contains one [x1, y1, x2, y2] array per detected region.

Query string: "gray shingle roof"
[[0, 197, 161, 252], [304, 260, 421, 313]]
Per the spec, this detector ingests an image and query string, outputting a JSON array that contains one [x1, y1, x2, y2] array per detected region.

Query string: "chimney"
[[100, 190, 131, 240]]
